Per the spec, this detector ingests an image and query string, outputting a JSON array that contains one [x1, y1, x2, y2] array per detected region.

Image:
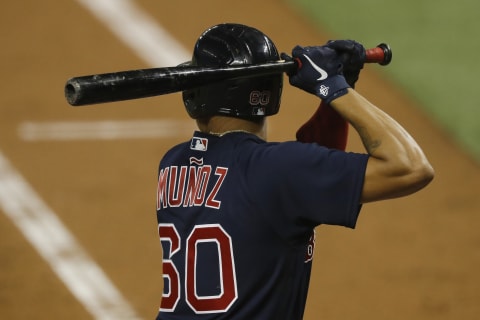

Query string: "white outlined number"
[[249, 91, 270, 106], [159, 224, 238, 314]]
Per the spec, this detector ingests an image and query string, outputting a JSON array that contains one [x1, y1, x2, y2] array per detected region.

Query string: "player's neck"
[[196, 116, 266, 140]]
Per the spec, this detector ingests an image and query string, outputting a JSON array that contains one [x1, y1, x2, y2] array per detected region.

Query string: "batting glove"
[[287, 45, 350, 104], [326, 40, 366, 88]]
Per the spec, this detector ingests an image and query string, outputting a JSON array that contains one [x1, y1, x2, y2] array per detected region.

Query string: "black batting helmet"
[[182, 23, 283, 120]]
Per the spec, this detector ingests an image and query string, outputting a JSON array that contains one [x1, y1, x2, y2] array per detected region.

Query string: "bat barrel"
[[65, 61, 297, 106], [65, 68, 188, 106]]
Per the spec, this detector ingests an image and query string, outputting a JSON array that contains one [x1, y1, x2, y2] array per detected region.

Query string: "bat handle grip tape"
[[365, 43, 392, 65]]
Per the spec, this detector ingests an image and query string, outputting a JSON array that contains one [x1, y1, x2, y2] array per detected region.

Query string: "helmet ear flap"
[[182, 90, 199, 118], [183, 23, 283, 120]]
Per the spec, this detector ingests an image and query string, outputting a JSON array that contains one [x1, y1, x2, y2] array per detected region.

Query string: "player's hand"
[[286, 45, 350, 104], [326, 40, 365, 88]]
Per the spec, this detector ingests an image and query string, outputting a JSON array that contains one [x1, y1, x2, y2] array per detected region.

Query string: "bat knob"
[[376, 43, 392, 66]]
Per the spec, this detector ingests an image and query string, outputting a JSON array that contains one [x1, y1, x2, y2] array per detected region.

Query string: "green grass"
[[289, 0, 480, 161]]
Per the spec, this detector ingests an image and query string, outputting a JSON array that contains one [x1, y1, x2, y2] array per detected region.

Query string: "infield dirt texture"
[[1, 1, 479, 319]]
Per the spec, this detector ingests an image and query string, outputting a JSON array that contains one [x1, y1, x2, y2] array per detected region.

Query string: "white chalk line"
[[2, 0, 191, 319], [74, 0, 189, 67], [18, 120, 195, 141], [0, 152, 141, 319]]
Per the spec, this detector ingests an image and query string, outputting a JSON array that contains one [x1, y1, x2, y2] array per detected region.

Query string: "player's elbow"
[[384, 164, 434, 201], [362, 155, 434, 203], [402, 159, 435, 194], [385, 144, 435, 192], [398, 146, 434, 185]]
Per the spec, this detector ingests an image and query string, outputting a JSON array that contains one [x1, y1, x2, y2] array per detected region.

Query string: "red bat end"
[[365, 43, 392, 65]]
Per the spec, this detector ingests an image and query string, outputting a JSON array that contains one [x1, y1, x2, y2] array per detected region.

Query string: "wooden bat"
[[65, 43, 392, 106]]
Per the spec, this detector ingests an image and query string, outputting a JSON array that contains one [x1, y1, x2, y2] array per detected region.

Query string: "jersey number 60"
[[159, 223, 238, 314]]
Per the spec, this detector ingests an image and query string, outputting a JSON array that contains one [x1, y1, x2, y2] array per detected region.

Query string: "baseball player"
[[155, 23, 434, 319]]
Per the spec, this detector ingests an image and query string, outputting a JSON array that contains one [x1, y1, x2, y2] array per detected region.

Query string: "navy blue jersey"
[[156, 131, 368, 320]]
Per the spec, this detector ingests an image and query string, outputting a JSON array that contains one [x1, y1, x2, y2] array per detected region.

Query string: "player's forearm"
[[330, 89, 434, 201], [330, 89, 404, 157]]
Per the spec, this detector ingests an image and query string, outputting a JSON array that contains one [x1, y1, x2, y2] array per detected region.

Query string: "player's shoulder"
[[249, 140, 330, 161]]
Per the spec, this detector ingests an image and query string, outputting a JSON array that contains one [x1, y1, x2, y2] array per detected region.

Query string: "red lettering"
[[304, 231, 315, 263], [157, 167, 169, 210], [206, 167, 228, 209], [194, 166, 211, 206], [184, 166, 199, 207], [168, 166, 187, 207], [158, 165, 227, 210]]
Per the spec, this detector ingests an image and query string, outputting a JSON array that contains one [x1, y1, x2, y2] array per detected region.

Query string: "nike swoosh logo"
[[302, 54, 328, 81]]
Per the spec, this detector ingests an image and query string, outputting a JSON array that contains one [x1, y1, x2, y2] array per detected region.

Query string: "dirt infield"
[[1, 1, 479, 319]]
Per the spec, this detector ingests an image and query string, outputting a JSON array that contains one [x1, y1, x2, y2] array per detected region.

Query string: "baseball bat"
[[65, 43, 392, 106]]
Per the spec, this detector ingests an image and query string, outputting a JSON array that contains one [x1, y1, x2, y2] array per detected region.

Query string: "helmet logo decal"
[[252, 107, 266, 116], [249, 90, 271, 106]]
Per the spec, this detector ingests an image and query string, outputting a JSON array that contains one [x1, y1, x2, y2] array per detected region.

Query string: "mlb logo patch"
[[190, 137, 208, 151], [252, 107, 266, 116]]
